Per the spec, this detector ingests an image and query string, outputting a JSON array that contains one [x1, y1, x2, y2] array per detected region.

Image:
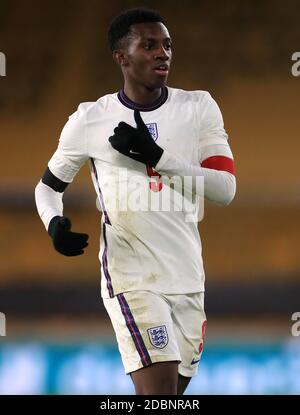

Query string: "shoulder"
[[70, 91, 119, 120], [168, 86, 212, 106], [167, 87, 222, 126]]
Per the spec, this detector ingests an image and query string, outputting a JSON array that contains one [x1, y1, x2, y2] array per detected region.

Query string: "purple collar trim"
[[117, 87, 168, 112]]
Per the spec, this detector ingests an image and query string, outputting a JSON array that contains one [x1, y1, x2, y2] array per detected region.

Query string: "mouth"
[[153, 64, 169, 76]]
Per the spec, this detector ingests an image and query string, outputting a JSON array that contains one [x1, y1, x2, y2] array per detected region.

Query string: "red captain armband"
[[201, 156, 235, 175]]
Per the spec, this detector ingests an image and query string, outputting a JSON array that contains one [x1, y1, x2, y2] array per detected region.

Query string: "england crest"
[[146, 123, 158, 141], [147, 325, 168, 349]]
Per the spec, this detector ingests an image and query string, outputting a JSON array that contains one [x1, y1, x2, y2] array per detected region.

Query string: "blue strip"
[[117, 294, 152, 368], [90, 158, 113, 297], [102, 223, 114, 298], [90, 158, 111, 225]]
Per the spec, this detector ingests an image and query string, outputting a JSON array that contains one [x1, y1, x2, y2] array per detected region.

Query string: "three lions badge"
[[146, 123, 158, 142], [147, 325, 168, 349]]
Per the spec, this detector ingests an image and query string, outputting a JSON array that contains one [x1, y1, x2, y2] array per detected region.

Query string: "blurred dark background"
[[0, 0, 300, 394]]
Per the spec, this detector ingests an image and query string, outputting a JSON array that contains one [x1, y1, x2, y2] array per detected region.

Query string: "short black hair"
[[108, 7, 166, 52]]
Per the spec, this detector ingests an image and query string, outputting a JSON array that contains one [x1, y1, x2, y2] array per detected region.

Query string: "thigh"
[[170, 292, 207, 378], [178, 373, 192, 395], [103, 291, 181, 375], [130, 361, 179, 395]]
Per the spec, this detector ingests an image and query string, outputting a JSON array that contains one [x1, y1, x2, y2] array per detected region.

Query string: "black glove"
[[109, 109, 164, 167], [48, 216, 89, 256]]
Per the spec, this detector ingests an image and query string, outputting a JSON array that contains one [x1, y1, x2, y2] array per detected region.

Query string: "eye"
[[143, 42, 171, 51]]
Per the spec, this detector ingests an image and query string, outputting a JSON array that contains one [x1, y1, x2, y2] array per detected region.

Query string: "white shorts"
[[103, 290, 207, 377]]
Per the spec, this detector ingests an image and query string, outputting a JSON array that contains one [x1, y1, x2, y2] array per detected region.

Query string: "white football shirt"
[[47, 86, 233, 298]]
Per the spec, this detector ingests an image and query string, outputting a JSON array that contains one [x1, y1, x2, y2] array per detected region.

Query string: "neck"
[[123, 82, 162, 106]]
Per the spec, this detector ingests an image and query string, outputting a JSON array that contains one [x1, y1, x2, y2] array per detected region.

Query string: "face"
[[114, 22, 172, 90]]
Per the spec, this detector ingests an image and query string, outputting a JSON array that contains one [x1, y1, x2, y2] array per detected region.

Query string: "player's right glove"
[[48, 216, 89, 256], [109, 110, 163, 167]]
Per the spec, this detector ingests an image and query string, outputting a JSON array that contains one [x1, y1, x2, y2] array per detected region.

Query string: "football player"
[[35, 7, 236, 395]]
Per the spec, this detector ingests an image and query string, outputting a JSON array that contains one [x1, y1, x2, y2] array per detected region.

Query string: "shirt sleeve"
[[155, 150, 236, 206], [155, 91, 236, 206], [47, 103, 89, 182], [197, 92, 234, 163], [35, 180, 63, 230]]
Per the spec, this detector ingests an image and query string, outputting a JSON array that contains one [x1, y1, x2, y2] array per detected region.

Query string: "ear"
[[113, 50, 128, 67]]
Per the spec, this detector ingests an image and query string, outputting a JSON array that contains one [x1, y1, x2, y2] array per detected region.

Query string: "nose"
[[155, 45, 170, 61]]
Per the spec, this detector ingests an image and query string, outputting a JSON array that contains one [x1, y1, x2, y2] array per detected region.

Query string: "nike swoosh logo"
[[191, 358, 201, 365], [129, 150, 141, 155]]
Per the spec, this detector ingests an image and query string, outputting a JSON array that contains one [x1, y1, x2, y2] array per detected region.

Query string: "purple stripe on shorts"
[[117, 294, 152, 368]]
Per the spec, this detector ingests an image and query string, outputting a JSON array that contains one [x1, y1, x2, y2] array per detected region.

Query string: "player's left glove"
[[109, 109, 163, 167]]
